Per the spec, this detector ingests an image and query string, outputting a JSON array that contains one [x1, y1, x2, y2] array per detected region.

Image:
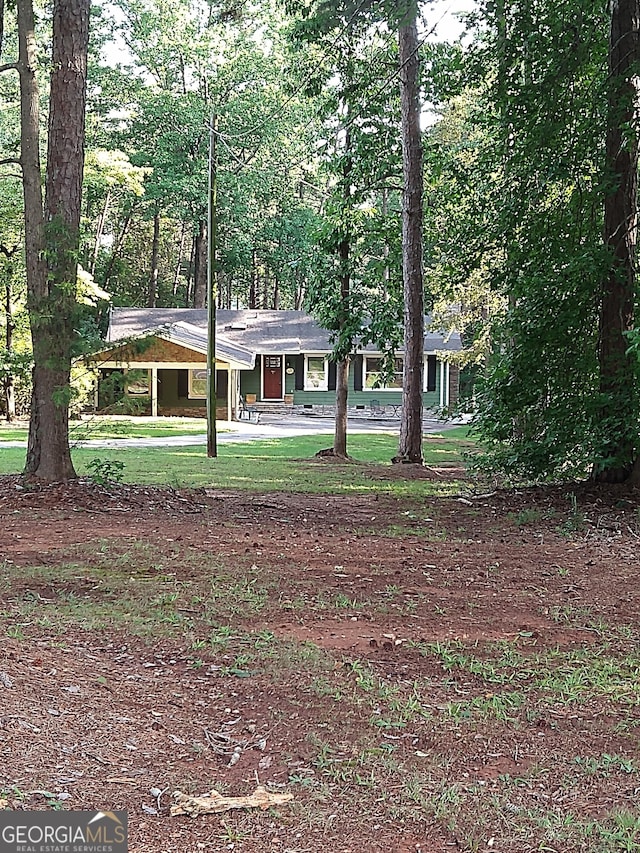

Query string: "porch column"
[[151, 367, 158, 417], [226, 367, 232, 422], [439, 360, 445, 408], [444, 362, 450, 408]]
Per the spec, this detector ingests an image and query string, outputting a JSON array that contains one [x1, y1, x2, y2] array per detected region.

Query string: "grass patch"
[[0, 416, 211, 443], [0, 432, 470, 494]]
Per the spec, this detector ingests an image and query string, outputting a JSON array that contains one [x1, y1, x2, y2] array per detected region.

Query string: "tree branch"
[[0, 61, 19, 73], [0, 243, 19, 257], [0, 157, 21, 167]]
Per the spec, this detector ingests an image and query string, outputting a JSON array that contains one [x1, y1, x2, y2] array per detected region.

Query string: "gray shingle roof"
[[157, 322, 256, 369], [107, 308, 462, 354]]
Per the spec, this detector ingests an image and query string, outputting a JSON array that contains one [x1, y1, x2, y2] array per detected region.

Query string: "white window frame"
[[304, 354, 329, 391], [188, 368, 208, 400], [363, 356, 403, 391]]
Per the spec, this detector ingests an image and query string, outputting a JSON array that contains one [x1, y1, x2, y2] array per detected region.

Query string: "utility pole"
[[207, 113, 218, 458]]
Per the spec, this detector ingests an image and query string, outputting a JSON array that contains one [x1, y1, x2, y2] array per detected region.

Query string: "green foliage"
[[0, 348, 32, 416], [82, 0, 326, 310], [289, 0, 405, 362], [426, 0, 639, 483], [86, 457, 125, 485]]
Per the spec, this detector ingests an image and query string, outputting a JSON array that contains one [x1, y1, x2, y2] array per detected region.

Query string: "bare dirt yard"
[[1, 469, 640, 852]]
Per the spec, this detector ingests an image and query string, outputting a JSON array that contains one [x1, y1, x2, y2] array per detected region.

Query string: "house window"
[[188, 368, 208, 399], [305, 355, 328, 390], [364, 357, 403, 390], [125, 369, 150, 396]]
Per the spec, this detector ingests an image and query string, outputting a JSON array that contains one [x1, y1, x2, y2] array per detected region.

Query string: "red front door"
[[263, 355, 283, 399]]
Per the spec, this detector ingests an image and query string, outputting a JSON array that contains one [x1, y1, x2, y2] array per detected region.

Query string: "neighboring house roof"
[[107, 307, 462, 355]]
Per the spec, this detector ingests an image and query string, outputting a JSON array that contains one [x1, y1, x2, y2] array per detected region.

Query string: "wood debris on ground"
[[170, 785, 293, 817]]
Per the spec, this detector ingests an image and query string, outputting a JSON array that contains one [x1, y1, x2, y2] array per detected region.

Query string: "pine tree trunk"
[[24, 0, 89, 482], [394, 4, 424, 465], [172, 220, 187, 297], [333, 358, 349, 458], [148, 209, 160, 307], [4, 278, 15, 421], [593, 0, 640, 483], [332, 124, 352, 460], [249, 248, 257, 308], [17, 0, 46, 312], [102, 209, 132, 289], [193, 219, 207, 308], [90, 189, 110, 276]]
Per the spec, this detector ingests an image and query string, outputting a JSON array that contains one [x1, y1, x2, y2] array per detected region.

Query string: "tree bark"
[[394, 4, 424, 465], [593, 0, 640, 483], [249, 247, 257, 308], [24, 0, 90, 481], [332, 124, 353, 460], [172, 220, 187, 297], [148, 209, 160, 307], [4, 277, 15, 421], [90, 188, 110, 275], [102, 209, 131, 288], [192, 218, 207, 308], [333, 357, 349, 457], [0, 0, 5, 60]]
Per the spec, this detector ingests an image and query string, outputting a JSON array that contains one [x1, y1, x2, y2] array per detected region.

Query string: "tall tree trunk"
[[226, 272, 232, 309], [101, 209, 131, 289], [4, 277, 15, 421], [382, 188, 390, 298], [192, 219, 207, 308], [332, 126, 352, 460], [172, 220, 187, 297], [90, 188, 110, 275], [394, 3, 424, 465], [333, 358, 349, 457], [249, 248, 257, 308], [594, 0, 640, 483], [24, 0, 89, 482], [17, 0, 46, 325], [272, 237, 282, 309], [148, 209, 160, 307], [0, 0, 5, 59], [186, 234, 195, 306]]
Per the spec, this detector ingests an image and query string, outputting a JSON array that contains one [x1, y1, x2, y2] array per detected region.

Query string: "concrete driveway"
[[0, 413, 458, 449]]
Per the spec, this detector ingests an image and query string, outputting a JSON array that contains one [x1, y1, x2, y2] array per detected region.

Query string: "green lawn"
[[0, 415, 209, 443], [0, 429, 474, 495]]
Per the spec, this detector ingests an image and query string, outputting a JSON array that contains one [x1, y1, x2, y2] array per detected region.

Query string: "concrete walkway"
[[0, 414, 458, 450]]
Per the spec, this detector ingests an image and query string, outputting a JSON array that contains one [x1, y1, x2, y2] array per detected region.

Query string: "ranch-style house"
[[89, 307, 462, 420]]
